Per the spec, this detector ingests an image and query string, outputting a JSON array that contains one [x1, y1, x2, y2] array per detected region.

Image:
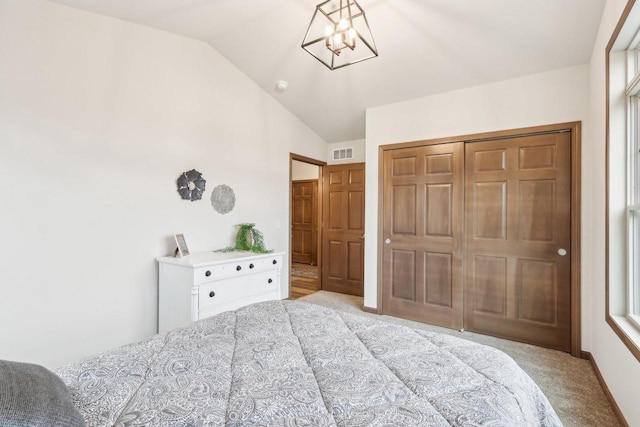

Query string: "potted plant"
[[218, 223, 271, 253]]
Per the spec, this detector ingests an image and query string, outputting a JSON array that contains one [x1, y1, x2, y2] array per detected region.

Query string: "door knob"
[[385, 238, 391, 244], [557, 248, 567, 256]]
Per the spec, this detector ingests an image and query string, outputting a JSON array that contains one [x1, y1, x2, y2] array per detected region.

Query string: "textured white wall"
[[291, 160, 319, 181], [587, 0, 640, 425], [0, 0, 327, 367]]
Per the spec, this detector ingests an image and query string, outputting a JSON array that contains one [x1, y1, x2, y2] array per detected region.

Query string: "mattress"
[[56, 300, 562, 426]]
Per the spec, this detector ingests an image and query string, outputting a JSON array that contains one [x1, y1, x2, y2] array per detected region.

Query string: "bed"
[[55, 300, 562, 426]]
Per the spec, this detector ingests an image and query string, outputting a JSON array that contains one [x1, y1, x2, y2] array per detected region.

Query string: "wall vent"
[[332, 147, 354, 161]]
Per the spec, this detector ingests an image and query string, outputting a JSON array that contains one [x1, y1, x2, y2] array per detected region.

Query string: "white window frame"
[[626, 45, 640, 330], [606, 2, 640, 362], [627, 103, 640, 329]]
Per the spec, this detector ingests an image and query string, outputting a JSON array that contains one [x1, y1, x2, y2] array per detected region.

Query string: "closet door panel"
[[382, 142, 464, 329], [464, 132, 571, 352]]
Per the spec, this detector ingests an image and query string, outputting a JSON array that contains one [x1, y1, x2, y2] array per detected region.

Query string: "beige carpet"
[[291, 263, 318, 279], [298, 291, 621, 427]]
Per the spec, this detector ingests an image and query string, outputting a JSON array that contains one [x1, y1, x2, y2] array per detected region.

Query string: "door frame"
[[289, 154, 327, 298], [377, 122, 582, 357]]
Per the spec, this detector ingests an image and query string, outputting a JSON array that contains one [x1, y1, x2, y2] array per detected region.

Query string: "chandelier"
[[301, 0, 378, 70]]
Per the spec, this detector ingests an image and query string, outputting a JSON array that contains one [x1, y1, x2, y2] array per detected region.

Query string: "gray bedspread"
[[56, 300, 562, 426]]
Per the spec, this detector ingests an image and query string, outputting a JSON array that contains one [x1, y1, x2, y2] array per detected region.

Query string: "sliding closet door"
[[381, 143, 464, 329], [464, 132, 571, 352]]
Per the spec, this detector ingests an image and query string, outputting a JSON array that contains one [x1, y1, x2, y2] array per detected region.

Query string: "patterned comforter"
[[56, 300, 563, 426]]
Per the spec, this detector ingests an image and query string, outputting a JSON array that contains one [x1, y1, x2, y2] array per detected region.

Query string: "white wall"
[[0, 0, 327, 368], [291, 160, 319, 181], [588, 0, 640, 424], [327, 139, 366, 164]]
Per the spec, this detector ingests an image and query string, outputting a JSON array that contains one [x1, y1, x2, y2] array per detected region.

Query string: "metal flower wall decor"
[[211, 184, 236, 214], [177, 169, 206, 201]]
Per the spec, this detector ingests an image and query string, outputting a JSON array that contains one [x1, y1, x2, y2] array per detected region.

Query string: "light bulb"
[[339, 19, 349, 30], [348, 28, 356, 41], [324, 25, 334, 37]]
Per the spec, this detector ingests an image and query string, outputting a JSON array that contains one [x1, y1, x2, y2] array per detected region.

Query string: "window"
[[629, 92, 640, 328], [607, 1, 640, 361]]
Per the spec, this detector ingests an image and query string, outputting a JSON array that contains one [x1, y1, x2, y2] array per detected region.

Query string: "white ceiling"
[[46, 0, 606, 143]]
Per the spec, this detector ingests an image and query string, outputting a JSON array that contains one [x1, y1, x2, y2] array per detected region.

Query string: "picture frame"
[[174, 234, 190, 258]]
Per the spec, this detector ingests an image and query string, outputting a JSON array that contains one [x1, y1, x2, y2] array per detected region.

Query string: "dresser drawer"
[[243, 254, 283, 273], [158, 251, 284, 333], [198, 270, 278, 312], [194, 254, 283, 283]]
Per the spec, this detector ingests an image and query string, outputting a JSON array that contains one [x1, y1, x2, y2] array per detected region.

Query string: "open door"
[[321, 163, 365, 296]]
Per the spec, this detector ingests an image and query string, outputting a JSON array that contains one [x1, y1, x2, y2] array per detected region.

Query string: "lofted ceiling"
[[46, 0, 606, 143]]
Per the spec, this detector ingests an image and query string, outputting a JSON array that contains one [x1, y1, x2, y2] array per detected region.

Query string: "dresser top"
[[157, 251, 285, 267]]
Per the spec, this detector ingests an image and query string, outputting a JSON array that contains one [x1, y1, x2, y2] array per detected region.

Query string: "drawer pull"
[[268, 278, 273, 284], [205, 270, 212, 277], [236, 265, 242, 271], [209, 291, 215, 298], [249, 263, 254, 269], [272, 259, 277, 265]]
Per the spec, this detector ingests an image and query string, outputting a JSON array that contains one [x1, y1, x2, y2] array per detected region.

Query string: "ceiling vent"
[[332, 147, 354, 161]]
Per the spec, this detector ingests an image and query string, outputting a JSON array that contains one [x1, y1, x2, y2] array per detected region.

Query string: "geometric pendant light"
[[302, 0, 378, 70]]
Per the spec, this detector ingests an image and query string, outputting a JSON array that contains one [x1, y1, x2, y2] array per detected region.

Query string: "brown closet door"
[[464, 133, 571, 352], [322, 163, 365, 296], [291, 180, 317, 265], [381, 143, 464, 329]]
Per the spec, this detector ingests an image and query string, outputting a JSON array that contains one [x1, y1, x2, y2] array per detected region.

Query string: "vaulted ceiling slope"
[[46, 0, 606, 143]]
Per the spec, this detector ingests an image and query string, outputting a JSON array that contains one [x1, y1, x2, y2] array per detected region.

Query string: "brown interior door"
[[464, 132, 571, 352], [381, 143, 464, 329], [322, 163, 365, 296], [291, 180, 318, 265]]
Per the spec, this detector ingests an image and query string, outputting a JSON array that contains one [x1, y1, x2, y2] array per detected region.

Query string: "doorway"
[[380, 122, 581, 355], [290, 155, 324, 299]]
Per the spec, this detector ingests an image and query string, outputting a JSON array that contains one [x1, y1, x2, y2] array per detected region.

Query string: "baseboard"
[[362, 305, 379, 314], [582, 351, 629, 427]]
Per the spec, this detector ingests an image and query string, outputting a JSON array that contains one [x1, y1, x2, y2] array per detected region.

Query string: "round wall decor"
[[211, 184, 236, 214], [177, 169, 206, 201]]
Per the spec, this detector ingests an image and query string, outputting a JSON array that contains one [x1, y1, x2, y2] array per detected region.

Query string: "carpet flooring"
[[298, 291, 621, 427]]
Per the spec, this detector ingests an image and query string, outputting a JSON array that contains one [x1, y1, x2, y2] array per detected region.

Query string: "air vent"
[[332, 147, 354, 161]]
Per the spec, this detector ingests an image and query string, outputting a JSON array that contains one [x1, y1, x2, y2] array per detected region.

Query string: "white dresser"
[[157, 251, 284, 333]]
